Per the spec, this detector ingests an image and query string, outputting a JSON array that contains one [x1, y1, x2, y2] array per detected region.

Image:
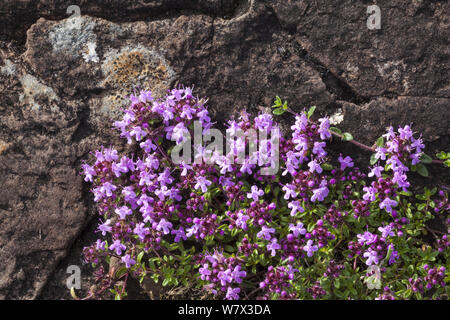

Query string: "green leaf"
[[225, 245, 235, 253], [370, 153, 378, 165], [115, 267, 128, 279], [162, 278, 170, 287], [376, 136, 384, 147], [321, 163, 333, 171], [307, 106, 316, 119], [342, 132, 353, 141], [273, 186, 280, 197], [444, 159, 450, 167], [272, 108, 285, 115], [272, 96, 282, 108], [420, 154, 433, 164], [329, 127, 342, 135], [435, 151, 448, 160], [416, 164, 429, 177], [137, 251, 144, 264]]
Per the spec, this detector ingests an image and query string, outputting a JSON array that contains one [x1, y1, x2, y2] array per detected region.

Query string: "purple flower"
[[218, 269, 233, 286], [168, 187, 182, 201], [121, 254, 136, 268], [240, 158, 254, 175], [122, 186, 137, 203], [289, 222, 307, 237], [140, 139, 157, 153], [393, 171, 410, 191], [133, 222, 150, 240], [156, 218, 172, 235], [115, 206, 132, 220], [383, 126, 395, 140], [283, 184, 297, 200], [293, 135, 308, 153], [267, 238, 281, 256], [308, 159, 323, 174], [112, 157, 131, 177], [257, 225, 276, 241], [171, 227, 187, 242], [81, 163, 96, 182], [368, 166, 384, 178], [388, 245, 399, 265], [103, 148, 119, 162], [225, 287, 240, 300], [386, 140, 399, 153], [363, 249, 379, 266], [158, 168, 174, 186], [144, 155, 159, 170], [98, 219, 112, 236], [235, 212, 250, 230], [380, 198, 398, 213], [288, 200, 304, 216], [398, 125, 413, 140], [194, 176, 212, 193], [171, 123, 189, 143], [109, 240, 126, 255], [199, 264, 211, 280], [338, 155, 354, 171], [311, 184, 329, 202], [179, 161, 193, 176], [155, 186, 170, 201], [247, 185, 264, 202], [357, 231, 377, 245], [318, 117, 331, 140], [186, 224, 199, 238], [363, 186, 377, 202], [101, 182, 117, 197], [181, 104, 195, 119], [378, 225, 395, 238], [255, 113, 273, 131], [303, 240, 318, 257], [291, 114, 308, 133], [411, 137, 424, 152], [96, 239, 106, 250], [375, 147, 387, 161], [139, 90, 153, 103], [231, 265, 247, 283], [312, 141, 327, 158], [130, 126, 147, 141]]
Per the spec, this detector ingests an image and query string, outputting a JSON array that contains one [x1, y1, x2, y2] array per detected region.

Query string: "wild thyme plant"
[[80, 87, 449, 300]]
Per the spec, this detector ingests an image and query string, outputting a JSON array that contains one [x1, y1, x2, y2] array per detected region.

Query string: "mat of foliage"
[[80, 87, 449, 300]]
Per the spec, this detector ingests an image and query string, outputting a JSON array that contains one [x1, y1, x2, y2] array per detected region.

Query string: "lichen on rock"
[[97, 45, 176, 118]]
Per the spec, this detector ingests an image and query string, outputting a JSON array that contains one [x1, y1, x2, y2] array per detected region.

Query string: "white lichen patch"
[[48, 16, 97, 58], [329, 108, 344, 125], [343, 62, 359, 80], [376, 60, 406, 82], [0, 59, 16, 76], [82, 42, 100, 63], [18, 73, 60, 112]]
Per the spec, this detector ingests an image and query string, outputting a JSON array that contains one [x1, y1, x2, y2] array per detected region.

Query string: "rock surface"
[[0, 0, 448, 299]]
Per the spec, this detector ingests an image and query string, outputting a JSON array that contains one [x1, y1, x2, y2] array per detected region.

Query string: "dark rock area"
[[0, 0, 448, 299]]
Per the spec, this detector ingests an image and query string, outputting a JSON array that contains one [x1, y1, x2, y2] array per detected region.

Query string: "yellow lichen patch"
[[0, 140, 11, 155], [102, 46, 175, 97], [98, 45, 176, 118]]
